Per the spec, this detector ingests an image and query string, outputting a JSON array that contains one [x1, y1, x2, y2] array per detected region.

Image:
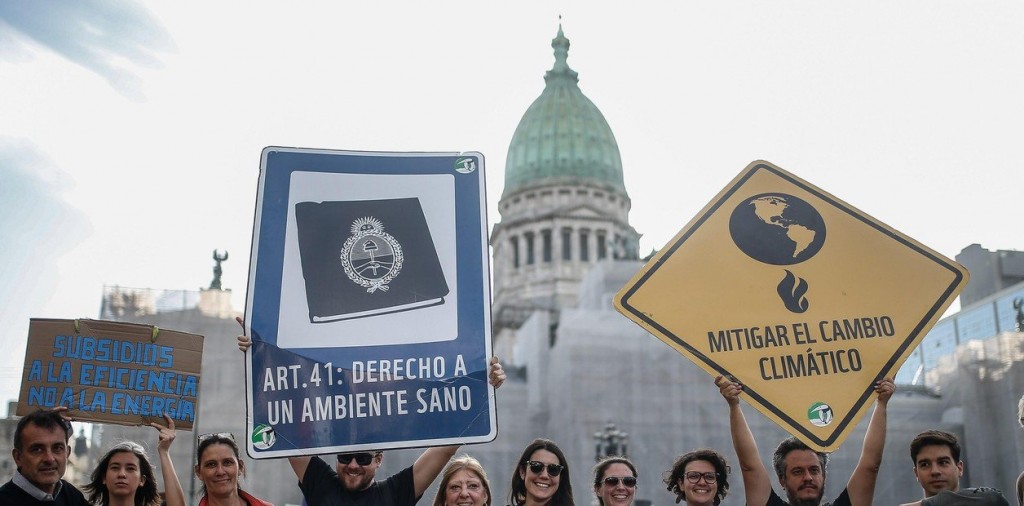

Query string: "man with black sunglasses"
[[286, 358, 506, 506], [715, 375, 895, 506]]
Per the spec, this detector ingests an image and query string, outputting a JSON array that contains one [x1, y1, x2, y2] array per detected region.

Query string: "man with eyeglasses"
[[0, 409, 89, 505], [715, 375, 895, 506], [287, 357, 506, 506]]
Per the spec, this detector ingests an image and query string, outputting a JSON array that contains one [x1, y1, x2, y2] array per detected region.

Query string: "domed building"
[[491, 26, 641, 353]]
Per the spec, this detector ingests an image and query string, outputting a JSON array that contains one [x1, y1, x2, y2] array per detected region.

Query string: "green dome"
[[503, 26, 625, 197]]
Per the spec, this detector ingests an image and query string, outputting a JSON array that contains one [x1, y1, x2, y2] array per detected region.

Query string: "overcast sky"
[[2, 1, 1023, 406]]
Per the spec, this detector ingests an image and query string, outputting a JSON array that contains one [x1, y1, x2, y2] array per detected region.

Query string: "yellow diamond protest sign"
[[614, 160, 968, 451]]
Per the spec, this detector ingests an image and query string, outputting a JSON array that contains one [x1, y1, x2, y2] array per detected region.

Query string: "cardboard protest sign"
[[17, 318, 203, 429], [614, 160, 968, 451], [244, 147, 496, 458]]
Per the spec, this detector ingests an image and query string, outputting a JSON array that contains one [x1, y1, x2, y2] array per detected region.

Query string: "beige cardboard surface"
[[615, 160, 968, 451], [17, 318, 203, 430]]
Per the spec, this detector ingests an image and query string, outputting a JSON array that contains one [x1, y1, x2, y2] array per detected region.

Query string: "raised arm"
[[412, 445, 459, 497], [152, 415, 186, 506], [715, 375, 772, 506], [289, 456, 313, 483], [412, 357, 505, 497], [846, 378, 895, 506], [238, 318, 317, 484]]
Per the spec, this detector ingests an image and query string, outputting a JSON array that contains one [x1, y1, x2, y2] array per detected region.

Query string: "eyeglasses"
[[525, 461, 564, 477], [603, 476, 637, 488], [198, 432, 235, 445], [338, 453, 377, 466], [683, 471, 718, 484]]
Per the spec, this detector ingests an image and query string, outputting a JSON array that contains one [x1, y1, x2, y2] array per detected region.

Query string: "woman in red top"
[[193, 433, 273, 506]]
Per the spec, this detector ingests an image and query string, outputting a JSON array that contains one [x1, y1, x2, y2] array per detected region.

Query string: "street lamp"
[[594, 421, 628, 461]]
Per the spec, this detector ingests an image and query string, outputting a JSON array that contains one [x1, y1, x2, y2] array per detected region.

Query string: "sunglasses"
[[337, 453, 377, 466], [525, 460, 564, 477], [684, 471, 718, 484], [603, 476, 637, 488], [197, 432, 235, 445]]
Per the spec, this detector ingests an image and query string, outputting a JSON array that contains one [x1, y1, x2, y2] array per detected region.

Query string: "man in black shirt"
[[288, 357, 506, 506], [716, 375, 894, 506]]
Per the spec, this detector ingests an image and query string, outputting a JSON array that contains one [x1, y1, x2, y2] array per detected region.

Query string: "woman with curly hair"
[[593, 457, 637, 506], [508, 438, 575, 506], [84, 415, 184, 506], [664, 449, 730, 506]]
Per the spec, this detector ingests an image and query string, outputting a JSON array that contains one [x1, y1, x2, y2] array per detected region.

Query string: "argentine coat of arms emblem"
[[340, 217, 404, 293]]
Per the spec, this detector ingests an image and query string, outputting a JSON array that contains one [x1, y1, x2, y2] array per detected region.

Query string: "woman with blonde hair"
[[432, 455, 492, 506]]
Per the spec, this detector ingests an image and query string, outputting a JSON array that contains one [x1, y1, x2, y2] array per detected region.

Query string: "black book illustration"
[[294, 198, 449, 322]]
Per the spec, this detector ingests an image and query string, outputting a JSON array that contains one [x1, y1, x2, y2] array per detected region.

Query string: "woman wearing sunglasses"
[[593, 457, 637, 506], [193, 432, 273, 506], [83, 414, 185, 506], [432, 455, 492, 506], [663, 449, 731, 506], [508, 438, 575, 506]]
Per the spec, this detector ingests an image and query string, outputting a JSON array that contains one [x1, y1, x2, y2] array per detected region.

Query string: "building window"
[[525, 232, 535, 265], [511, 236, 520, 268], [597, 231, 607, 260], [562, 228, 572, 261], [580, 230, 590, 262], [542, 229, 552, 263]]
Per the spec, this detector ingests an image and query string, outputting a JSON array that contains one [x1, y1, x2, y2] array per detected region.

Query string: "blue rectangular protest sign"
[[244, 147, 496, 458]]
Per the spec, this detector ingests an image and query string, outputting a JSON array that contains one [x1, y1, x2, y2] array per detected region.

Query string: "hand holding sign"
[[151, 414, 177, 451], [874, 378, 895, 404], [715, 375, 743, 407], [488, 357, 506, 389]]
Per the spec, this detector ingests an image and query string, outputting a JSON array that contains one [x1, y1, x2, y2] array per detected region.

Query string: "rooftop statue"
[[210, 249, 228, 290]]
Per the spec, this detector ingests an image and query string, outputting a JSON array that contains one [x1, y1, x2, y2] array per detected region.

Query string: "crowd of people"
[[3, 351, 1018, 506]]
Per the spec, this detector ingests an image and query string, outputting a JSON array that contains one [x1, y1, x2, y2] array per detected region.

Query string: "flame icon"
[[777, 270, 809, 313]]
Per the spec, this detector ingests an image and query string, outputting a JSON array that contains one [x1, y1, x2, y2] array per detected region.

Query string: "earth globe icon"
[[728, 193, 826, 265]]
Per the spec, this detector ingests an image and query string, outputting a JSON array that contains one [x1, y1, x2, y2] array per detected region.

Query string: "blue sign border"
[[244, 147, 495, 458]]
